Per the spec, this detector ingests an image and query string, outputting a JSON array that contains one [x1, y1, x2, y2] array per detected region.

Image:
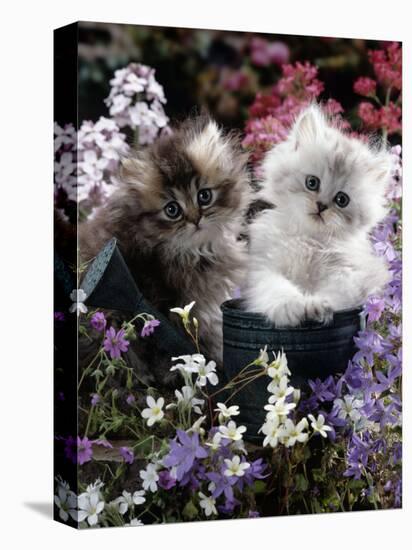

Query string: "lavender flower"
[[90, 312, 107, 332], [103, 327, 129, 359], [140, 318, 160, 337], [119, 446, 134, 464], [162, 430, 208, 481]]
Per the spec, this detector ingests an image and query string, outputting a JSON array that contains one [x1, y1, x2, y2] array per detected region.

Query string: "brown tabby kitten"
[[80, 117, 250, 382]]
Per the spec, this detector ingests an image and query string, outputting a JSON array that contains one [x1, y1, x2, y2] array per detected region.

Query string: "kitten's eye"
[[164, 201, 182, 219], [334, 191, 350, 208], [197, 188, 213, 206], [305, 175, 320, 191]]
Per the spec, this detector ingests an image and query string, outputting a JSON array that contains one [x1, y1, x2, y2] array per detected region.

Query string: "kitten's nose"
[[316, 201, 328, 213]]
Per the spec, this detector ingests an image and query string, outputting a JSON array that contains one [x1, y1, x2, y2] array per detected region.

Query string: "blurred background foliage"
[[78, 22, 385, 131]]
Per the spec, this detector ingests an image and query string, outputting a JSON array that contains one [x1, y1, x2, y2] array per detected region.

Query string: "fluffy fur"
[[243, 104, 392, 326], [80, 116, 250, 373]]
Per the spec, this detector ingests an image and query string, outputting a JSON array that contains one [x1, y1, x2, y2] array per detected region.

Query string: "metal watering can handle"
[[80, 238, 196, 357]]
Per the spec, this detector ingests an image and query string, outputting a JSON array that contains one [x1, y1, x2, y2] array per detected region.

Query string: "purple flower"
[[158, 470, 177, 490], [248, 510, 260, 518], [363, 296, 386, 322], [103, 327, 129, 359], [162, 430, 208, 481], [64, 436, 93, 465], [90, 311, 107, 332], [91, 393, 100, 406], [119, 446, 134, 464], [140, 318, 160, 337], [308, 376, 337, 402], [54, 311, 65, 321], [126, 394, 135, 405]]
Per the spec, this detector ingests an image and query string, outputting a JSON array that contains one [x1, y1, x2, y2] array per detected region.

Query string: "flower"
[[139, 463, 159, 493], [119, 446, 134, 464], [170, 301, 195, 322], [141, 396, 165, 427], [162, 430, 208, 481], [140, 318, 160, 337], [264, 400, 296, 418], [77, 492, 105, 526], [174, 385, 204, 414], [215, 403, 240, 424], [250, 37, 290, 67], [126, 394, 135, 405], [219, 421, 247, 441], [354, 77, 377, 97], [267, 375, 294, 402], [223, 455, 250, 478], [113, 490, 145, 515], [104, 63, 169, 143], [267, 350, 291, 380], [333, 395, 364, 423], [91, 393, 100, 406], [308, 414, 333, 437], [90, 312, 107, 332], [103, 327, 129, 359], [193, 357, 219, 387], [54, 481, 77, 522], [260, 416, 281, 448], [158, 470, 177, 490], [198, 492, 217, 517], [279, 418, 309, 447], [69, 289, 88, 315]]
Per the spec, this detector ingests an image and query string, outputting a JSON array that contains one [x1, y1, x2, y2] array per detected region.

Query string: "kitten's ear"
[[290, 105, 328, 149], [370, 147, 393, 192], [186, 117, 248, 178]]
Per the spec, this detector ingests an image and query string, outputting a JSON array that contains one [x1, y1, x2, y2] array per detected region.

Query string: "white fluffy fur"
[[244, 105, 393, 326]]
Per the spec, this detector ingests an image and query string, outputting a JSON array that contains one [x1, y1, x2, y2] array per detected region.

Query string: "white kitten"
[[244, 104, 392, 327]]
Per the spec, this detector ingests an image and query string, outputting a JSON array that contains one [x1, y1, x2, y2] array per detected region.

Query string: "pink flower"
[[354, 77, 377, 97], [358, 101, 381, 129], [250, 37, 290, 67], [380, 102, 402, 135], [222, 70, 250, 92], [90, 311, 107, 332], [103, 327, 130, 359], [276, 61, 324, 100], [369, 42, 402, 90]]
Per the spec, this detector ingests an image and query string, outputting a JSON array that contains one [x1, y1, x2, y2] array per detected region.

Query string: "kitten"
[[243, 104, 392, 327], [80, 116, 250, 377]]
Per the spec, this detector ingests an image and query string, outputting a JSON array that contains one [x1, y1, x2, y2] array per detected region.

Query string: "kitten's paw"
[[269, 300, 306, 327], [305, 297, 333, 325]]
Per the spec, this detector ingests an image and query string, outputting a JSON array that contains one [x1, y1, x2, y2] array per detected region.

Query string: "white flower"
[[188, 415, 207, 435], [77, 492, 105, 526], [279, 418, 309, 447], [85, 479, 104, 497], [170, 353, 204, 382], [308, 414, 332, 438], [141, 396, 165, 427], [198, 492, 217, 517], [264, 400, 296, 418], [267, 350, 291, 379], [140, 463, 159, 493], [54, 482, 77, 522], [255, 346, 269, 366], [260, 415, 282, 448], [334, 395, 363, 422], [219, 420, 247, 441], [223, 455, 250, 477], [194, 357, 219, 387], [125, 518, 144, 526], [268, 375, 294, 403], [206, 431, 222, 451], [69, 288, 88, 315], [174, 385, 204, 414], [113, 490, 145, 515], [214, 403, 240, 424], [170, 301, 196, 321]]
